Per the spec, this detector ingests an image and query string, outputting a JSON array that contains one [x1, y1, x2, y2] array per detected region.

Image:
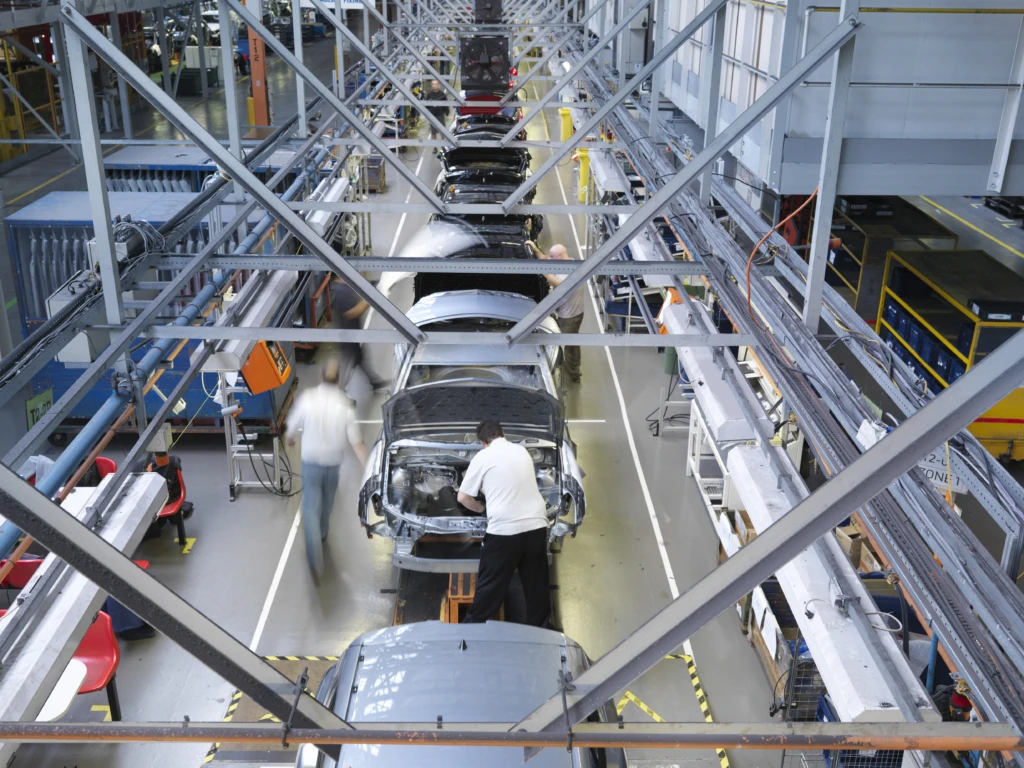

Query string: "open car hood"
[[440, 146, 530, 175], [382, 381, 564, 444]]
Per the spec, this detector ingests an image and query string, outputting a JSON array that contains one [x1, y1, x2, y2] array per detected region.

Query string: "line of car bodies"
[[298, 81, 607, 768]]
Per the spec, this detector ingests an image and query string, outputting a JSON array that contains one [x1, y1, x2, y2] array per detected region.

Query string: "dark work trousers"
[[466, 527, 550, 626]]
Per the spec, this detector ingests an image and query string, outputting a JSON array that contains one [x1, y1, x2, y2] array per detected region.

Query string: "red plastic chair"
[[75, 611, 122, 721], [0, 609, 121, 720], [158, 469, 188, 548], [0, 556, 43, 589], [94, 457, 117, 479]]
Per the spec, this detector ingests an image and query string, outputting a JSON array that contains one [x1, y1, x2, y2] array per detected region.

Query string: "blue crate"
[[934, 348, 952, 380], [950, 359, 967, 383], [919, 334, 934, 365], [817, 693, 902, 768], [882, 297, 898, 328], [895, 309, 910, 340], [957, 322, 974, 356], [907, 322, 923, 355]]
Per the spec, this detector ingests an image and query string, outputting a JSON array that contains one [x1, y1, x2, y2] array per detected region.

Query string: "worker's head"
[[431, 79, 441, 91], [549, 244, 569, 260], [476, 419, 504, 446], [153, 452, 170, 467], [322, 357, 342, 385]]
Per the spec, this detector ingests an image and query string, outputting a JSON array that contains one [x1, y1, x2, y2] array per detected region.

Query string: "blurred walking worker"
[[528, 241, 586, 383], [286, 359, 368, 580]]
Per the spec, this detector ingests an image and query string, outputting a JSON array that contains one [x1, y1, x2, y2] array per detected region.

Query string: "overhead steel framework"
[[0, 0, 1023, 763]]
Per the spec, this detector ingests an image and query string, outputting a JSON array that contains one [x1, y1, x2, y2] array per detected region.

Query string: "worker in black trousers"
[[457, 419, 551, 626]]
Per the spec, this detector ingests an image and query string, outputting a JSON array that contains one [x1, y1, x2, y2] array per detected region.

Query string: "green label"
[[26, 389, 53, 429]]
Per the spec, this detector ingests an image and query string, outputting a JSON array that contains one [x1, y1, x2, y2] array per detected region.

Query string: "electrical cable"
[[745, 188, 818, 330], [237, 420, 301, 497], [862, 610, 904, 634]]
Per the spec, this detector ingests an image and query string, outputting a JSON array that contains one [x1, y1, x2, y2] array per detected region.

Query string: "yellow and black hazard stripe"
[[679, 654, 730, 768], [263, 655, 340, 661], [202, 691, 243, 763]]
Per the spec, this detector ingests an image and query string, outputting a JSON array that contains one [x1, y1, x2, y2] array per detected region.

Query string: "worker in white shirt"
[[527, 241, 586, 383], [286, 358, 368, 580], [457, 419, 551, 626]]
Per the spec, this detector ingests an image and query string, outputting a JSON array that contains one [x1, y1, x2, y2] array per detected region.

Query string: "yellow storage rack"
[[818, 197, 958, 323], [876, 249, 1024, 461]]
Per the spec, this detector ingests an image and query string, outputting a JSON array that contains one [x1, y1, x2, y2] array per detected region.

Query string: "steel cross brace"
[[502, 0, 731, 209], [512, 320, 1024, 757], [504, 0, 654, 142], [503, 0, 609, 102], [386, 0, 460, 71], [306, 0, 456, 142], [222, 0, 443, 215], [0, 463, 350, 761], [58, 3, 426, 344], [503, 17, 861, 344], [358, 0, 463, 102]]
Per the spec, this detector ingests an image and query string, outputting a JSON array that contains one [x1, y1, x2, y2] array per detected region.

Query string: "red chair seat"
[[158, 469, 186, 519], [94, 457, 117, 479], [75, 612, 120, 694], [0, 556, 43, 589]]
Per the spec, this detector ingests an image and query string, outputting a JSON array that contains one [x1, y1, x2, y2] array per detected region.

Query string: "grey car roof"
[[333, 622, 580, 767], [407, 290, 543, 326]]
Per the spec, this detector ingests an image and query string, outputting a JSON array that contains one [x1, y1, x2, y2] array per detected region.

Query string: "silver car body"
[[358, 290, 586, 572], [295, 621, 625, 768]]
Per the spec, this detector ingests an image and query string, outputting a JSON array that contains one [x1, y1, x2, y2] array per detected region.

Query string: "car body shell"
[[357, 290, 585, 573], [294, 621, 625, 768]]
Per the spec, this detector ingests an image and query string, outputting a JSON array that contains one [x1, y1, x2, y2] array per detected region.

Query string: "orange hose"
[[746, 188, 819, 328]]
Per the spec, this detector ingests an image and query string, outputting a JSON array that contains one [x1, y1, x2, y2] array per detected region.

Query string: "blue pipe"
[[925, 626, 940, 694], [0, 150, 328, 557]]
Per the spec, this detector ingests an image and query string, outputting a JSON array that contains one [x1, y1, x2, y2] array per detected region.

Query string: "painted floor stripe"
[[920, 196, 1024, 261]]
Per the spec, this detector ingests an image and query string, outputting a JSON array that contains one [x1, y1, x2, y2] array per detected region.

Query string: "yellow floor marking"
[[91, 704, 112, 722], [182, 537, 197, 554], [615, 690, 666, 723], [259, 712, 282, 723], [919, 196, 1024, 261]]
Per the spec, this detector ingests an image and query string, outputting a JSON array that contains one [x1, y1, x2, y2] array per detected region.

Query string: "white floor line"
[[542, 105, 692, 658], [250, 508, 301, 652]]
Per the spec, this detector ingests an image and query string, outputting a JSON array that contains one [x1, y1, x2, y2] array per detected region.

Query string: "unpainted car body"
[[358, 290, 585, 573], [294, 621, 625, 768]]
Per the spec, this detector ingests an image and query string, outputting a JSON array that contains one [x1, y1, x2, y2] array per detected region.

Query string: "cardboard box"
[[835, 525, 864, 563], [859, 546, 882, 573], [735, 510, 756, 545]]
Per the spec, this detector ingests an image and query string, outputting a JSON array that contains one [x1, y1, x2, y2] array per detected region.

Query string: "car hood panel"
[[382, 381, 563, 443]]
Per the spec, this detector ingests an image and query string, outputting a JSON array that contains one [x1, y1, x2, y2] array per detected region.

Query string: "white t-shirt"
[[459, 437, 549, 536], [286, 383, 361, 467]]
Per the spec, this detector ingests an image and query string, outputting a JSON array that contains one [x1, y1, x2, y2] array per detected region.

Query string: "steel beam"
[[802, 0, 858, 332], [145, 254, 713, 275], [60, 2, 427, 344], [217, 0, 243, 195], [514, 325, 1024, 751], [285, 201, 619, 213], [647, 0, 669, 138], [698, 5, 727, 201], [171, 4, 197, 100], [307, 0, 457, 141], [136, 326, 752, 347], [501, 0, 730, 209], [376, 0, 462, 82], [505, 18, 861, 344], [506, 0, 608, 100], [109, 12, 133, 136], [0, 464, 350, 761], [0, 720, 1013, 750], [987, 17, 1024, 194], [66, 2, 124, 331], [222, 0, 443, 211], [196, 0, 209, 98], [293, 0, 307, 138], [504, 0, 654, 143], [156, 6, 171, 96]]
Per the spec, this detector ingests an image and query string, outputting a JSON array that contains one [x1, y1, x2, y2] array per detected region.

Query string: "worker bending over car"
[[457, 419, 551, 626]]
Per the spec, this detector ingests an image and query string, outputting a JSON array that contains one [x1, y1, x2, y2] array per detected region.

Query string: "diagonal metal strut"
[[58, 1, 427, 345]]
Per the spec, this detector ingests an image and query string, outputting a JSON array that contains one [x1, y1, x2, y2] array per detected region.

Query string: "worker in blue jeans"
[[285, 359, 367, 581]]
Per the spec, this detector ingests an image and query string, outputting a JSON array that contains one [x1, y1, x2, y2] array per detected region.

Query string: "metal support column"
[[647, 0, 668, 138], [156, 6, 171, 96], [218, 1, 245, 202], [60, 1, 428, 343], [504, 15, 860, 342], [513, 325, 1024, 748], [293, 0, 307, 137], [802, 1, 858, 332], [615, 0, 626, 87], [987, 16, 1024, 194], [363, 3, 371, 76], [335, 0, 345, 96], [108, 12, 132, 137], [66, 2, 124, 330], [698, 5, 727, 203], [50, 23, 79, 160], [195, 0, 209, 98]]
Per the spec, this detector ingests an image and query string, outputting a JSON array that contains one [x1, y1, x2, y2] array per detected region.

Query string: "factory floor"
[[3, 33, 1023, 768], [2, 41, 777, 768]]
